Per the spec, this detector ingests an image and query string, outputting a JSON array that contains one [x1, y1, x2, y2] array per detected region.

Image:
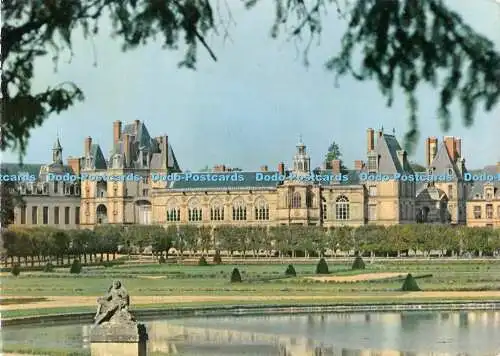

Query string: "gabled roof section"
[[374, 133, 414, 175], [429, 143, 461, 178], [90, 144, 107, 169]]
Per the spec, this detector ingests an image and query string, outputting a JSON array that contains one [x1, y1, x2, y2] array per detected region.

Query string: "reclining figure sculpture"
[[94, 280, 136, 325]]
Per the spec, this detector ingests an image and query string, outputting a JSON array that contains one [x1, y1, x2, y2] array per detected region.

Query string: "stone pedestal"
[[90, 322, 148, 356]]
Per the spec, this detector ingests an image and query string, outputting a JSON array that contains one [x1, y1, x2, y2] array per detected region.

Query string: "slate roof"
[[0, 162, 75, 180], [372, 133, 414, 175], [166, 172, 280, 191], [428, 142, 465, 179], [90, 144, 108, 170], [467, 165, 500, 199], [109, 121, 180, 171]]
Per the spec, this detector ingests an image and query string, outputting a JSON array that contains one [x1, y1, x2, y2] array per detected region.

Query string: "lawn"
[[2, 259, 500, 298]]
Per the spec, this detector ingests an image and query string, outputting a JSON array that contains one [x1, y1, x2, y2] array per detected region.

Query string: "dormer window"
[[142, 152, 148, 167], [113, 155, 121, 168], [447, 168, 453, 176], [367, 154, 377, 172], [428, 168, 433, 175]]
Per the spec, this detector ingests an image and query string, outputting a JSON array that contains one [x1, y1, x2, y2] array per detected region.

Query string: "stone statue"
[[94, 280, 135, 325]]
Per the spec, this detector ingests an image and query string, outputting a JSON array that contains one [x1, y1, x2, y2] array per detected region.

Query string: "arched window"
[[255, 198, 269, 220], [335, 195, 349, 220], [291, 192, 301, 208], [167, 199, 180, 222], [210, 199, 224, 221], [322, 202, 327, 220], [188, 198, 202, 222], [232, 198, 247, 221]]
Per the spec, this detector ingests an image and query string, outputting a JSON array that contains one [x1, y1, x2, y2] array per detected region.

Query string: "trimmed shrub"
[[198, 256, 208, 266], [230, 268, 242, 283], [352, 256, 366, 270], [43, 262, 54, 272], [285, 264, 297, 277], [315, 258, 329, 274], [69, 259, 82, 274], [158, 255, 166, 264], [401, 273, 421, 291], [213, 250, 222, 265], [11, 263, 21, 276]]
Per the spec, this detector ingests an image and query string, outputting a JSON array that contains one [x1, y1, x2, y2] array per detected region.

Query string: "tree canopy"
[[324, 141, 348, 173], [1, 0, 499, 158]]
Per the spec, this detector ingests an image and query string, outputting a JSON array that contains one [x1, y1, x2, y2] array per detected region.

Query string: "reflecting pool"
[[3, 311, 500, 355]]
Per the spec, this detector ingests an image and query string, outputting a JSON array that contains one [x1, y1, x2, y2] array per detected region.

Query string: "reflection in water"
[[2, 311, 500, 355]]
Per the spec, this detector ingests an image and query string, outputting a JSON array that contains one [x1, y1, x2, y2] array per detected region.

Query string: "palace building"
[[3, 120, 498, 229], [1, 137, 81, 229], [151, 128, 418, 227]]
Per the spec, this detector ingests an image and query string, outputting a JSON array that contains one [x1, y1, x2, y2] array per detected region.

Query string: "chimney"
[[134, 119, 140, 133], [84, 136, 92, 156], [455, 138, 462, 158], [444, 136, 456, 162], [260, 165, 268, 172], [278, 162, 285, 175], [425, 137, 431, 167], [123, 134, 130, 167], [67, 157, 81, 176], [331, 159, 341, 174], [367, 128, 375, 152], [378, 129, 383, 138], [429, 137, 438, 164], [497, 162, 500, 174], [354, 160, 364, 170], [113, 121, 122, 144]]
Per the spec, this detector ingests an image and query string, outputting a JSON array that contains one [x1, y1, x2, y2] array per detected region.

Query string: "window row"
[[19, 206, 80, 225], [167, 206, 270, 222], [473, 204, 500, 219], [19, 182, 80, 196]]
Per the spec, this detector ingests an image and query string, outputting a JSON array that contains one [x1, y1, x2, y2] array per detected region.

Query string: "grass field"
[[2, 259, 500, 355], [2, 259, 500, 305]]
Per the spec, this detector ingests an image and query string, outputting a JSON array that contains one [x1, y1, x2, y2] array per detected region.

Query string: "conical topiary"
[[11, 263, 21, 276], [351, 255, 366, 270], [198, 256, 208, 266], [230, 267, 242, 283], [69, 259, 82, 274], [213, 250, 222, 264], [401, 273, 421, 291], [315, 258, 329, 274], [285, 264, 296, 277], [43, 261, 54, 272]]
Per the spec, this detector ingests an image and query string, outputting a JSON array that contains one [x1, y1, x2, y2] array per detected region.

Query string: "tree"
[[0, 179, 24, 227], [324, 142, 348, 174], [2, 1, 499, 157]]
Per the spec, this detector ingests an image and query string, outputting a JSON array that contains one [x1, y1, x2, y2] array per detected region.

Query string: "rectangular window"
[[188, 208, 202, 222], [367, 156, 377, 172], [75, 207, 80, 224], [42, 206, 49, 224], [210, 208, 224, 221], [473, 206, 482, 219], [486, 204, 493, 219], [167, 209, 180, 222], [142, 189, 148, 196], [321, 203, 327, 220], [448, 185, 453, 199], [368, 205, 376, 220], [32, 206, 38, 224], [65, 207, 70, 224], [54, 207, 59, 224], [498, 206, 500, 218], [369, 186, 377, 197], [21, 206, 26, 224], [54, 181, 58, 194]]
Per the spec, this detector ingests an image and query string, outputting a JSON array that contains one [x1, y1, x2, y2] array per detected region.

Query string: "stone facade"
[[466, 163, 500, 228], [1, 138, 81, 229], [79, 120, 180, 229], [3, 122, 498, 229], [152, 129, 419, 228]]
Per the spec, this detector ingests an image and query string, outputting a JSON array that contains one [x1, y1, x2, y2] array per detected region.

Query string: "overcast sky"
[[2, 0, 499, 170]]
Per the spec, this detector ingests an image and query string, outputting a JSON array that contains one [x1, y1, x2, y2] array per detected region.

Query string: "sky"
[[2, 0, 500, 171]]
